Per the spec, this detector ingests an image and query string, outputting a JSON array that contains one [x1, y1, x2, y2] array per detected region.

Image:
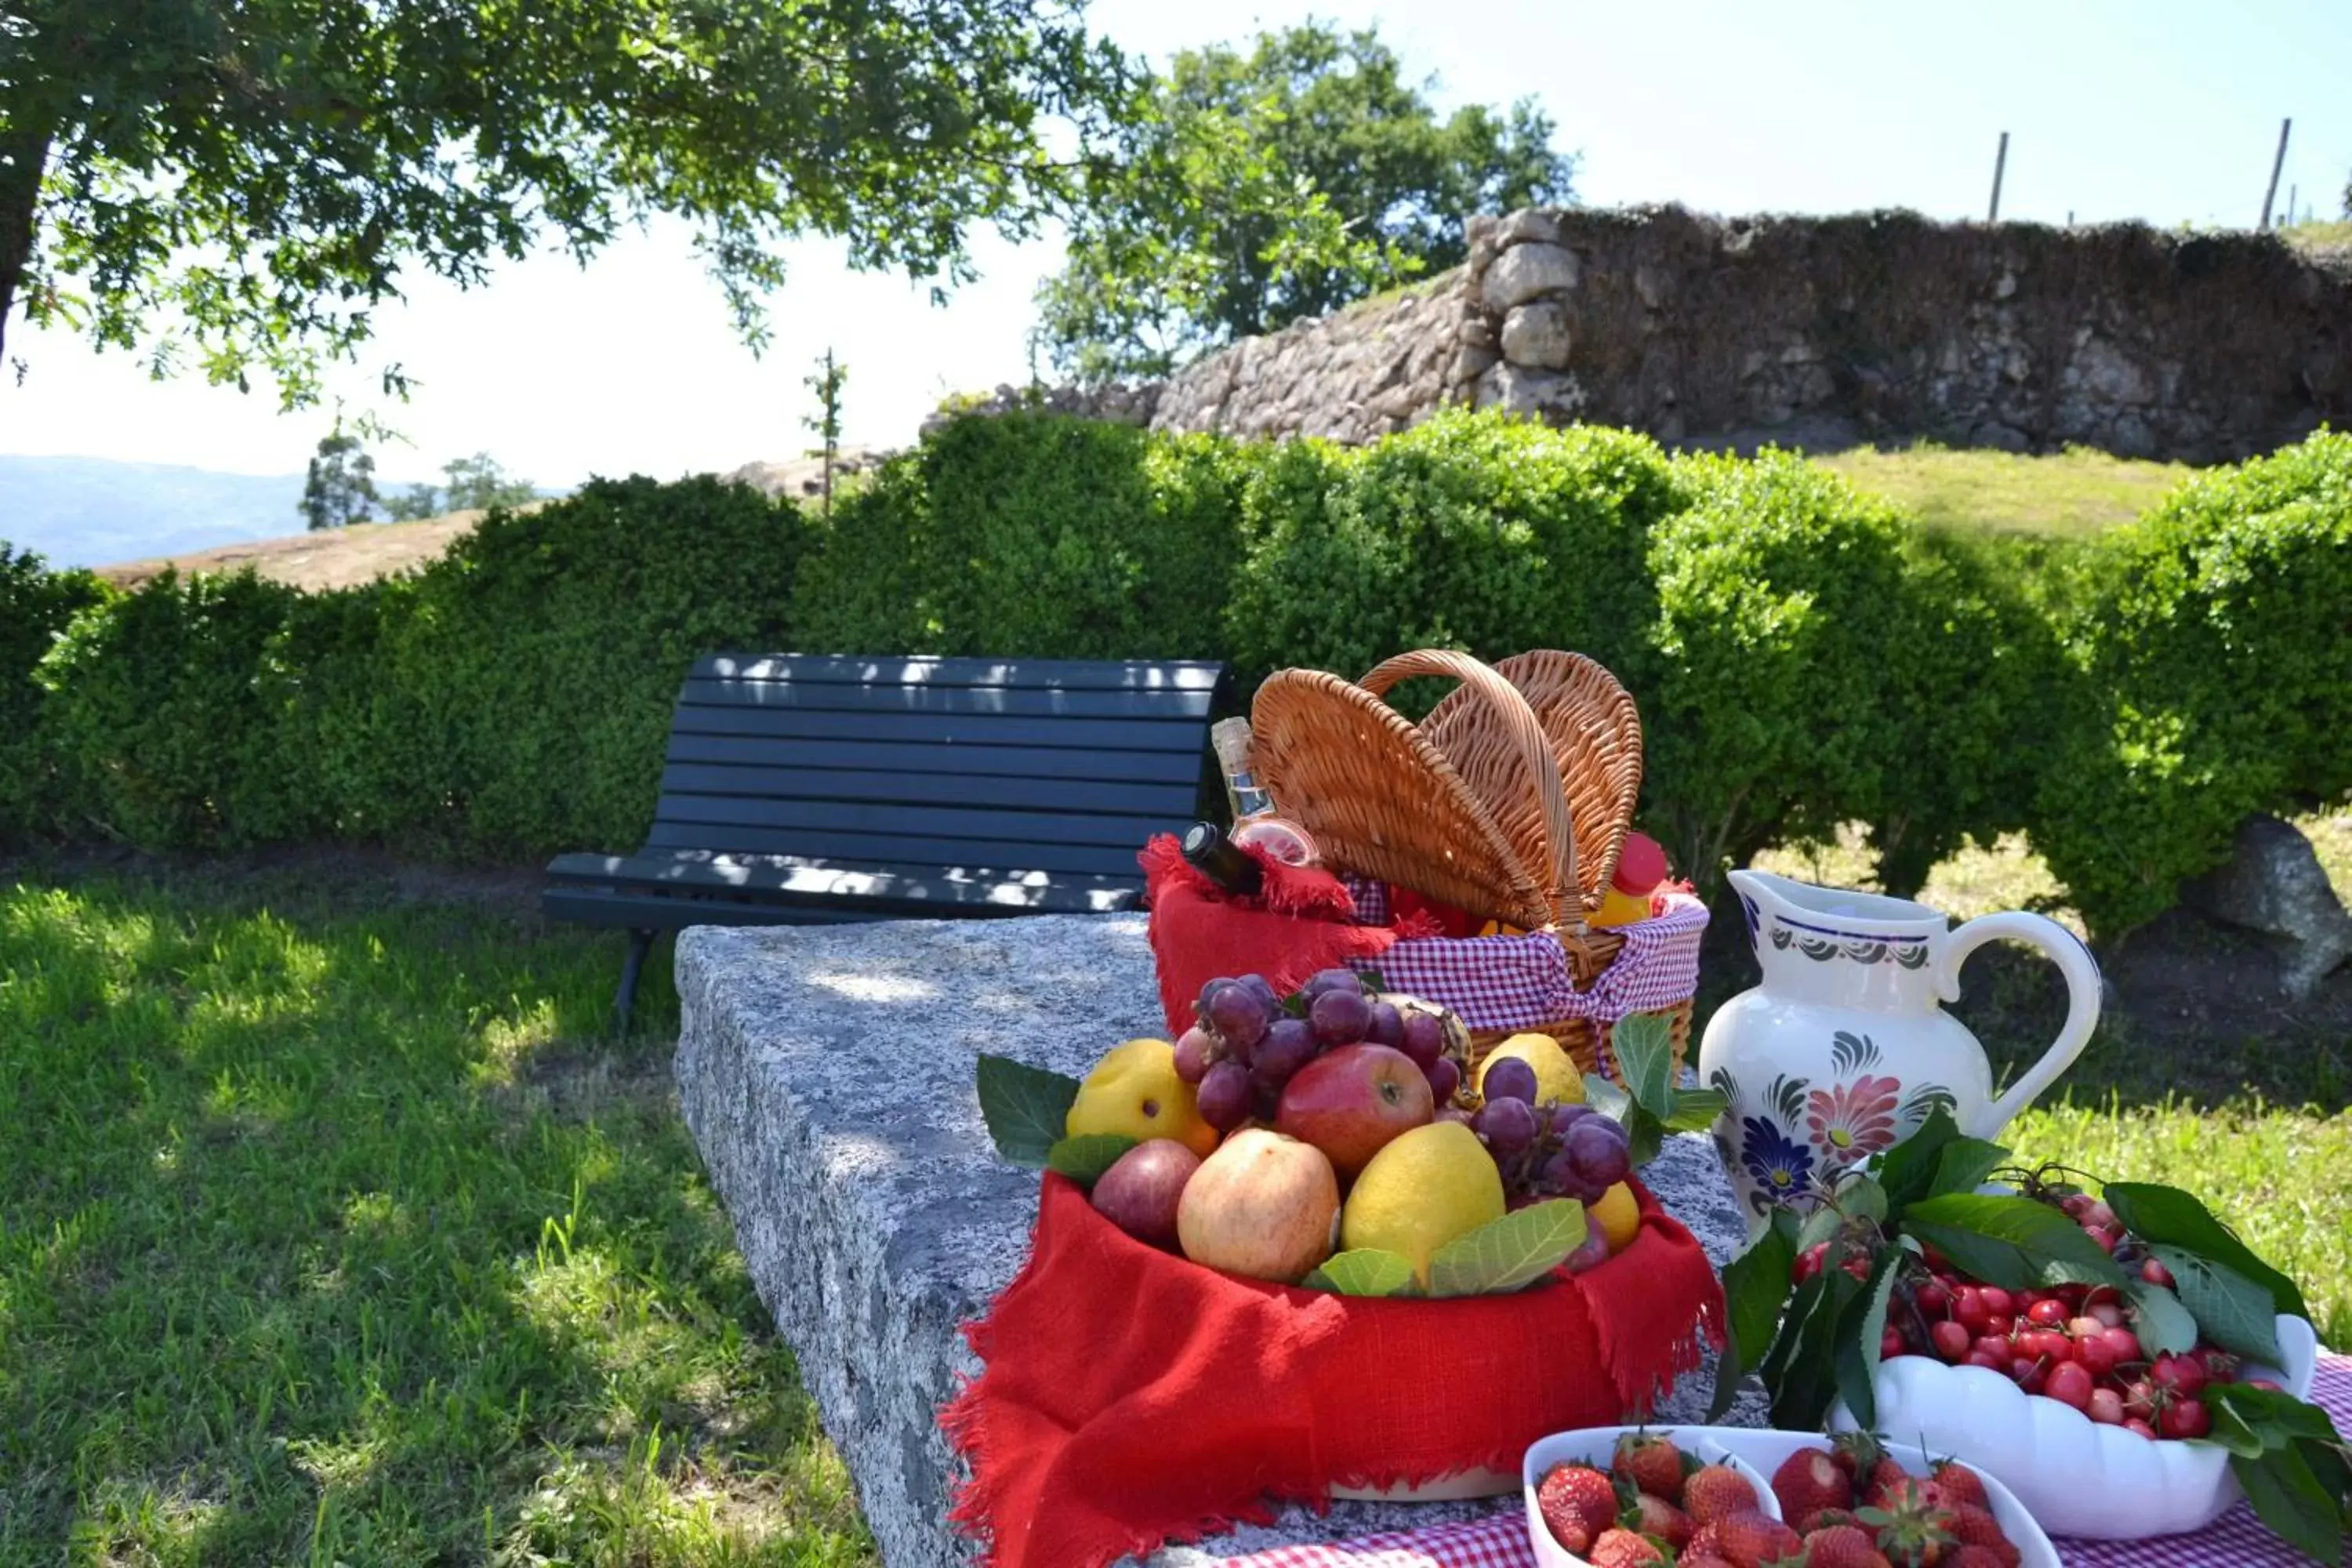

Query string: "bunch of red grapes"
[[1175, 968, 1457, 1130], [1849, 1190, 2285, 1441], [1457, 1055, 1631, 1205]]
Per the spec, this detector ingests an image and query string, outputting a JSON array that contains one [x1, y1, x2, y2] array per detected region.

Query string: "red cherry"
[[2123, 1378, 2161, 1422], [1882, 1326, 1909, 1359], [2082, 1200, 2118, 1232], [2027, 1298, 2070, 1328], [2087, 1387, 2126, 1425], [2044, 1361, 2096, 1410], [2089, 1226, 2122, 1254], [2196, 1347, 2241, 1385], [2088, 1301, 2125, 1329], [1985, 1312, 2014, 1338], [1932, 1320, 1973, 1363], [2099, 1326, 2144, 1365], [1953, 1286, 1988, 1330], [2060, 1192, 2093, 1219], [2141, 1257, 2176, 1288], [1967, 1348, 2010, 1371], [1979, 1286, 2013, 1318], [1794, 1243, 1828, 1284], [2011, 1356, 2049, 1395], [2152, 1352, 2209, 1398], [1915, 1280, 1951, 1316], [2161, 1397, 2212, 1439], [2021, 1329, 2073, 1365], [2124, 1417, 2158, 1439], [2075, 1333, 2121, 1378], [1973, 1334, 2012, 1363]]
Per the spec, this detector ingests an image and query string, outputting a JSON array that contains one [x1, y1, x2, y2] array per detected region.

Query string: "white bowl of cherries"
[[1830, 1191, 2321, 1541]]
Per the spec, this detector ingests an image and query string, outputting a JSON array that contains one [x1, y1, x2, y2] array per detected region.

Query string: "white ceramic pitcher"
[[1700, 869, 2103, 1227]]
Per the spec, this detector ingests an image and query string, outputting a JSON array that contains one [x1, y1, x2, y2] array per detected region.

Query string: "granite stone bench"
[[676, 915, 1766, 1567]]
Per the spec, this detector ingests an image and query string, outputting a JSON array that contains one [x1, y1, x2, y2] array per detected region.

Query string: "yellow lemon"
[[1477, 1033, 1585, 1106], [1588, 1181, 1642, 1254], [1339, 1121, 1505, 1285], [1066, 1038, 1218, 1157]]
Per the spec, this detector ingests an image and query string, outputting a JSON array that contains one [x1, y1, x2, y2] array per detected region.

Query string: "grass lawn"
[[3, 842, 2345, 1563], [1817, 441, 2193, 539], [0, 866, 872, 1567]]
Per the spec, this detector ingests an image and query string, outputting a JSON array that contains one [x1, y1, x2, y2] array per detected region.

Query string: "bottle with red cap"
[[1592, 831, 1669, 928]]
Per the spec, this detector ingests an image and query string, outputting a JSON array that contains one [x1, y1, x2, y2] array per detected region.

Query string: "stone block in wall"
[[1480, 242, 1581, 312], [1501, 301, 1573, 370], [1450, 343, 1500, 388], [1473, 361, 1588, 421], [1497, 210, 1566, 249]]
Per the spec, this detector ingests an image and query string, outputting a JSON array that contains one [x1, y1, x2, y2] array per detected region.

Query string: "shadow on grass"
[[0, 859, 873, 1567]]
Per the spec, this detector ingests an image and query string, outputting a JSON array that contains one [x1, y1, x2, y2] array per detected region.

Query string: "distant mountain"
[[0, 456, 310, 569]]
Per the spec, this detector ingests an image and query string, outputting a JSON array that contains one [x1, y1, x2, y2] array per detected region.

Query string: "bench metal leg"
[[614, 928, 656, 1036]]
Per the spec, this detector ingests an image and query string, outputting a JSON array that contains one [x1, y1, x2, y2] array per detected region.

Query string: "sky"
[[2, 0, 2347, 488]]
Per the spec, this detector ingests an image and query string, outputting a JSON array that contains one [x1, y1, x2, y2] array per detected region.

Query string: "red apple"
[[1273, 1044, 1435, 1178], [1091, 1138, 1201, 1249], [1176, 1129, 1340, 1283]]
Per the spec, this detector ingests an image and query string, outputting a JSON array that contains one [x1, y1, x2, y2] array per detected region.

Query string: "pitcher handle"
[[1939, 912, 2103, 1135]]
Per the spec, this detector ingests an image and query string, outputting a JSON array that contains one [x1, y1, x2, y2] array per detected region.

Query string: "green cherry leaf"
[[1426, 1200, 1586, 1298], [1301, 1248, 1417, 1298]]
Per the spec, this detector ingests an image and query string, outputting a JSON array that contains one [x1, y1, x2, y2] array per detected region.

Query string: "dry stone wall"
[[1135, 205, 2352, 463]]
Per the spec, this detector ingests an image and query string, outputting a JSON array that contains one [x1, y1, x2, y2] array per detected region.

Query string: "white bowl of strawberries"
[[1523, 1425, 2056, 1567], [1838, 1293, 2320, 1540]]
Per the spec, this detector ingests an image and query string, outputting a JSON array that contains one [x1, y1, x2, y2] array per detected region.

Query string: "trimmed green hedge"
[[2, 415, 2344, 938]]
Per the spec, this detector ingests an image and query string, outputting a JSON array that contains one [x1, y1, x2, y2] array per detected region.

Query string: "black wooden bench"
[[543, 652, 1227, 1029]]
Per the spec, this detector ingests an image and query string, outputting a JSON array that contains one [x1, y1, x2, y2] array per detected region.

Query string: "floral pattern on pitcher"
[[1709, 1047, 1958, 1215]]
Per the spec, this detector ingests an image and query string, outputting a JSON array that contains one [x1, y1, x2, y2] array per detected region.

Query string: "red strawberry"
[[1828, 1430, 1885, 1483], [1613, 1432, 1690, 1504], [1860, 1479, 1957, 1568], [1924, 1461, 1989, 1513], [1944, 1505, 2017, 1567], [1682, 1557, 1740, 1568], [1862, 1457, 1915, 1509], [1685, 1463, 1764, 1525], [1625, 1491, 1693, 1550], [1947, 1549, 2009, 1568], [1803, 1523, 1895, 1568], [1708, 1512, 1806, 1568], [1772, 1447, 1855, 1530], [1588, 1527, 1667, 1566], [1538, 1464, 1619, 1553]]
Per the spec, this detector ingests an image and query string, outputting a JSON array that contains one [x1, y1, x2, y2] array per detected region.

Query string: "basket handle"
[[1359, 649, 1584, 932]]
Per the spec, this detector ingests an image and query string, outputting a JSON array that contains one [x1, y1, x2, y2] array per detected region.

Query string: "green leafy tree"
[[300, 430, 379, 531], [381, 453, 535, 520], [0, 0, 1127, 401], [383, 483, 445, 523], [1036, 23, 1573, 382]]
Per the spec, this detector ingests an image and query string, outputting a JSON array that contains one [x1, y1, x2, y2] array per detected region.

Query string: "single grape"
[[1173, 1026, 1219, 1084], [1482, 1057, 1539, 1105], [1436, 1105, 1475, 1127], [1541, 1149, 1605, 1203], [1309, 988, 1372, 1046], [1423, 1055, 1461, 1106], [1206, 981, 1272, 1050], [1477, 1095, 1538, 1155], [1250, 1020, 1318, 1085], [1196, 1061, 1252, 1131], [1240, 973, 1280, 1013], [1363, 1001, 1403, 1049], [1565, 1118, 1631, 1192], [1305, 967, 1363, 1000], [1396, 1011, 1446, 1069], [1548, 1104, 1592, 1137]]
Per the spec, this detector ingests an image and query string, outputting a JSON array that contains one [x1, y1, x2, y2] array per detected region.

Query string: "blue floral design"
[[1740, 1116, 1814, 1207]]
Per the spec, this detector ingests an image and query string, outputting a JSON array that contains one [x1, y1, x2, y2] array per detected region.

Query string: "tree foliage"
[[384, 452, 537, 521], [0, 0, 1127, 401], [1034, 22, 1573, 382], [301, 430, 379, 531]]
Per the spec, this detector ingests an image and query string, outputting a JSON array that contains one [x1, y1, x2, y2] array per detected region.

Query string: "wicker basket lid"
[[1250, 649, 1639, 933]]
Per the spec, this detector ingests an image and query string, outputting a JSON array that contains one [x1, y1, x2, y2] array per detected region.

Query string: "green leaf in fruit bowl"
[[1426, 1200, 1586, 1298], [2103, 1181, 2310, 1321], [1301, 1248, 1417, 1297], [1046, 1133, 1138, 1187], [2122, 1277, 2201, 1359], [976, 1054, 1082, 1168], [1581, 1072, 1631, 1122], [1611, 1012, 1676, 1118], [1902, 1192, 2129, 1290], [2150, 1244, 2285, 1365], [1662, 1087, 1729, 1132]]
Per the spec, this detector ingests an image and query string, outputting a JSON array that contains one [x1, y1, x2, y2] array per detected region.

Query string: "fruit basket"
[[1206, 649, 1702, 1084]]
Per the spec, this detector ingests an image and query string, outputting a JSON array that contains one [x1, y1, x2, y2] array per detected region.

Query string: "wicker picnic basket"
[[1248, 649, 1692, 1083]]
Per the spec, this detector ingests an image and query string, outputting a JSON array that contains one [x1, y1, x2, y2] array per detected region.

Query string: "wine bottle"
[[1181, 821, 1264, 898]]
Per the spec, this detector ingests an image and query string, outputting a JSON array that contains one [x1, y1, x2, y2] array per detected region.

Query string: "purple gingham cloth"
[[1338, 892, 1710, 1076], [1227, 1355, 2352, 1567]]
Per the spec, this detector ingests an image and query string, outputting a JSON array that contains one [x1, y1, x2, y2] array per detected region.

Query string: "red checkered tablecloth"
[[1226, 1355, 2352, 1567]]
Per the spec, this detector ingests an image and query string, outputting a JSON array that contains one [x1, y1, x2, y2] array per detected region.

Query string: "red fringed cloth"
[[941, 1174, 1723, 1568], [1138, 833, 1447, 1036]]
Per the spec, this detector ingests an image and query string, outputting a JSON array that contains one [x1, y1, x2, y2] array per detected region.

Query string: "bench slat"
[[642, 820, 1145, 877], [666, 705, 1207, 752], [692, 654, 1224, 692], [655, 763, 1198, 818], [677, 677, 1214, 720], [547, 850, 1141, 911], [664, 731, 1203, 783]]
